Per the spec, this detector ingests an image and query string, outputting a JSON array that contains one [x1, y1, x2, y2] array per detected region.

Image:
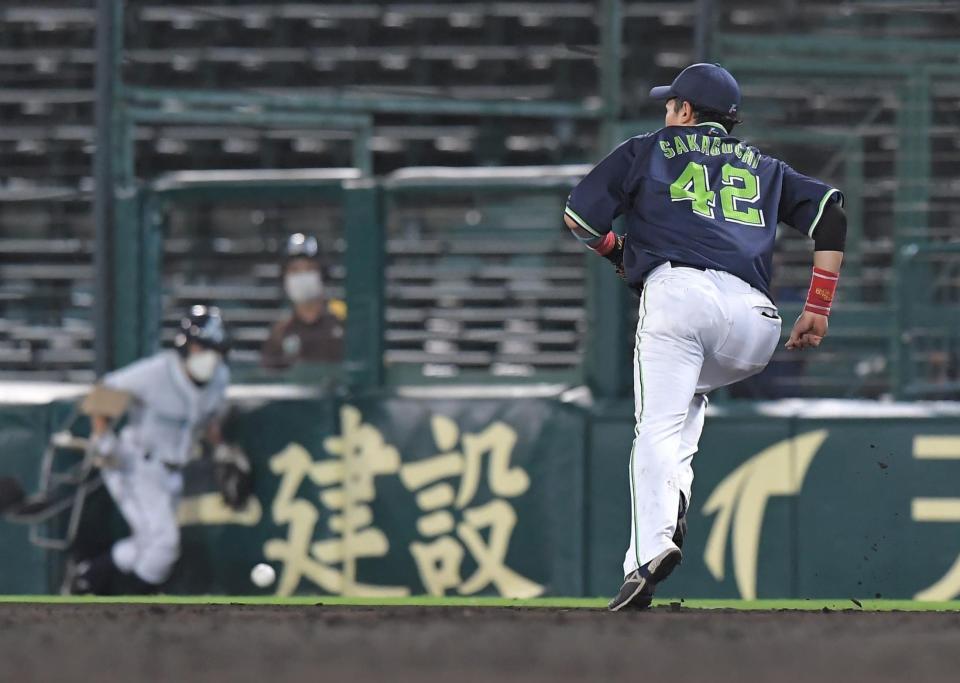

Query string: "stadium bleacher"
[[0, 0, 956, 396]]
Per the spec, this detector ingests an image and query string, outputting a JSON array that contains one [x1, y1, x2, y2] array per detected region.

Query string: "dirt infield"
[[3, 603, 960, 682]]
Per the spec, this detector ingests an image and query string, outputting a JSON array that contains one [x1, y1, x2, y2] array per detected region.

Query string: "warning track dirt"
[[2, 601, 960, 682]]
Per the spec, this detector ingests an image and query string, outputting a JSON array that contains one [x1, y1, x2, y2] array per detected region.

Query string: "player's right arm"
[[89, 355, 159, 435], [81, 384, 135, 460], [563, 137, 645, 266], [91, 414, 109, 437]]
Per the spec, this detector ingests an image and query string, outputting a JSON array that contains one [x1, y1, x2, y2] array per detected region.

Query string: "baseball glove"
[[212, 443, 253, 510], [601, 233, 626, 282]]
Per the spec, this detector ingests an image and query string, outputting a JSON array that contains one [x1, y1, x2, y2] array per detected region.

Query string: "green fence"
[[711, 33, 960, 400], [80, 0, 960, 400], [895, 243, 960, 398], [135, 167, 960, 402], [136, 166, 605, 390], [4, 392, 960, 600]]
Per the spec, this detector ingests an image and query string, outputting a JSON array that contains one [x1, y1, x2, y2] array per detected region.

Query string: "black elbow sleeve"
[[813, 202, 847, 252]]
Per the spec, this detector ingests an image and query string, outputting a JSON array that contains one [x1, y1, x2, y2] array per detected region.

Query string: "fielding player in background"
[[564, 63, 846, 610], [260, 232, 345, 369], [69, 305, 233, 594]]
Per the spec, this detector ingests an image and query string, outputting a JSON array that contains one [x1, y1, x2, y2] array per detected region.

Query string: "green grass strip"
[[1, 595, 959, 611]]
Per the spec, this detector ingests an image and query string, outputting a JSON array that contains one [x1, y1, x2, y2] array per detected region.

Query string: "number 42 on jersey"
[[670, 161, 766, 227]]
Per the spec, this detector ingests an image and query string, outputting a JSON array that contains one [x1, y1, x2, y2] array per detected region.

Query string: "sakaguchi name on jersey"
[[658, 131, 761, 169]]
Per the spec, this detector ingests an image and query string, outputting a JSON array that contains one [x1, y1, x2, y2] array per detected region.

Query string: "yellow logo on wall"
[[701, 430, 828, 599], [912, 436, 960, 600]]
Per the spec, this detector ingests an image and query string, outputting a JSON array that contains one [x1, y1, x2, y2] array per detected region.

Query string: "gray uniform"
[[100, 350, 229, 585]]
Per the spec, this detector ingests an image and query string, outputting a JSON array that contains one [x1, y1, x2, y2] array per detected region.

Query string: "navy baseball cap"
[[649, 63, 741, 118]]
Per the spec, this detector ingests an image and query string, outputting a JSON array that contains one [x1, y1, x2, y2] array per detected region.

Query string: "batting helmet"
[[174, 305, 230, 356]]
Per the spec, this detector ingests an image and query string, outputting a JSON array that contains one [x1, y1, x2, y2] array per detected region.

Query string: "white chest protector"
[[102, 350, 229, 466]]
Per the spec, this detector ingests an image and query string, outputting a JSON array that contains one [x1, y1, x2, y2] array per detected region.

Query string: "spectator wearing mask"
[[260, 233, 345, 369]]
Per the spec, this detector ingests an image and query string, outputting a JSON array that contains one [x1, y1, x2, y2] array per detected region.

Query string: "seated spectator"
[[260, 233, 345, 369]]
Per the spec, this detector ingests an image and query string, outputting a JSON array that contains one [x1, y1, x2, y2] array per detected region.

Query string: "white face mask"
[[284, 270, 324, 303], [185, 349, 221, 384]]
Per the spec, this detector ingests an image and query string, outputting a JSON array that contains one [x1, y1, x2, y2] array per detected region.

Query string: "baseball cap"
[[649, 63, 741, 118]]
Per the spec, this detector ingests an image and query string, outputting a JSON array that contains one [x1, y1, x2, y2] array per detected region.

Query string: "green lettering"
[[720, 164, 765, 227], [710, 137, 722, 156], [670, 161, 766, 227], [670, 161, 715, 218], [673, 136, 689, 155], [659, 140, 675, 159], [741, 148, 755, 166], [721, 143, 734, 154], [686, 134, 700, 152], [734, 143, 745, 159]]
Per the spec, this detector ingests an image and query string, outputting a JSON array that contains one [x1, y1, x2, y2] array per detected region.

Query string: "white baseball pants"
[[102, 446, 183, 586], [624, 262, 782, 576]]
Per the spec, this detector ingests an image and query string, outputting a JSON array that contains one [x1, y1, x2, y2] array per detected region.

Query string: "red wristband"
[[591, 231, 617, 256], [804, 267, 839, 316]]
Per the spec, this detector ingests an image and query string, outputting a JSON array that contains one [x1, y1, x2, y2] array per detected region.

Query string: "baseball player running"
[[69, 305, 232, 594], [564, 63, 846, 610]]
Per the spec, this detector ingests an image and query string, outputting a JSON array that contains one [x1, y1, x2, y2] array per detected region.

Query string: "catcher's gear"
[[212, 443, 253, 510], [174, 305, 230, 357], [602, 233, 626, 282]]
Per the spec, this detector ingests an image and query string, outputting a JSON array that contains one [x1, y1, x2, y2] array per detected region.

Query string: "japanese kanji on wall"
[[261, 402, 569, 597]]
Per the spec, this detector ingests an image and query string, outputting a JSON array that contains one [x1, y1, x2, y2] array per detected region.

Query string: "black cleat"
[[65, 553, 117, 595], [607, 547, 682, 612]]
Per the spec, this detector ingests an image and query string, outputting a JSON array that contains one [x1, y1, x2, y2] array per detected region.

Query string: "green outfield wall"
[[2, 391, 960, 600]]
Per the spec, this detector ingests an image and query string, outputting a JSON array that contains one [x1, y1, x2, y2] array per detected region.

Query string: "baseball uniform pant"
[[102, 449, 183, 586], [624, 262, 781, 576]]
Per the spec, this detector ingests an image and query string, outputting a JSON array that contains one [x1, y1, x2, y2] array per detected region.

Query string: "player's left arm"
[[202, 364, 231, 445], [776, 162, 847, 350], [785, 201, 846, 350], [205, 417, 224, 446], [200, 366, 252, 508]]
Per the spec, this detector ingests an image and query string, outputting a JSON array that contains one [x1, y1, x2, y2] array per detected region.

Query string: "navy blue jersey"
[[565, 122, 843, 298]]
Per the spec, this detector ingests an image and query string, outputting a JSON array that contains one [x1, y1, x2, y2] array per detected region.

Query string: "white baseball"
[[250, 563, 276, 588]]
